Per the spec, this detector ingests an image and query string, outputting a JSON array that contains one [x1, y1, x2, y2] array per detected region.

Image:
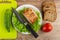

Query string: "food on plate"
[[23, 8, 38, 24], [12, 7, 41, 33], [42, 1, 57, 22], [41, 23, 53, 32], [4, 9, 12, 32], [44, 10, 57, 22]]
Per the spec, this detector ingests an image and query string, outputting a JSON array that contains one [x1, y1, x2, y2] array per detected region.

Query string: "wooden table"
[[16, 0, 60, 40]]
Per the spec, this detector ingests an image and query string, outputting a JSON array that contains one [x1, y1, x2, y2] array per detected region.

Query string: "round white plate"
[[12, 4, 42, 34]]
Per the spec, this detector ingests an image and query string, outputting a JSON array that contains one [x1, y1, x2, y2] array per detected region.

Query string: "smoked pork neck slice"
[[23, 8, 38, 24]]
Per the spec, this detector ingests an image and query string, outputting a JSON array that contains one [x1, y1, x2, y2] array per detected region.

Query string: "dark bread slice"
[[44, 10, 57, 22]]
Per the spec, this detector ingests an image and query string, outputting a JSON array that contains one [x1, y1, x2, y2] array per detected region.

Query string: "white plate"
[[13, 4, 42, 34]]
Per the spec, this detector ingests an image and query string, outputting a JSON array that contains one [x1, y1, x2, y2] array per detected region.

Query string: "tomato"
[[42, 23, 53, 32]]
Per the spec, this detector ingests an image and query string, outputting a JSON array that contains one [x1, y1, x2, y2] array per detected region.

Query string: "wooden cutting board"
[[16, 0, 60, 40]]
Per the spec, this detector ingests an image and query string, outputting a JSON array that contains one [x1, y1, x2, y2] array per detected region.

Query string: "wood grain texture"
[[16, 0, 60, 40]]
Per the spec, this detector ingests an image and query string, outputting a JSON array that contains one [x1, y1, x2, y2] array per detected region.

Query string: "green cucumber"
[[4, 9, 12, 32]]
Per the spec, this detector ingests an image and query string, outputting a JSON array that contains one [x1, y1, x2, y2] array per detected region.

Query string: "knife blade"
[[12, 8, 38, 38]]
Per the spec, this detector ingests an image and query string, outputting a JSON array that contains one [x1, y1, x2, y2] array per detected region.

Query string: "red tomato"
[[42, 23, 53, 32]]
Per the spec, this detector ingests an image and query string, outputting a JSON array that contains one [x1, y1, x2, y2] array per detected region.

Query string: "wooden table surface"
[[16, 0, 60, 40]]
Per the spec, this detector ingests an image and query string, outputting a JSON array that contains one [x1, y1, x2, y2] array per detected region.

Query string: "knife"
[[12, 8, 38, 38]]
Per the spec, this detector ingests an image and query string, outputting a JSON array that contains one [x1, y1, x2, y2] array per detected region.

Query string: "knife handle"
[[26, 24, 38, 38]]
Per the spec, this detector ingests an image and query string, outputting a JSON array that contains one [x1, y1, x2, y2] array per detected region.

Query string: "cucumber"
[[4, 9, 12, 32]]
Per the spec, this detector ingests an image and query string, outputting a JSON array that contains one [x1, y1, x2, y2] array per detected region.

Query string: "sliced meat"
[[23, 8, 38, 24]]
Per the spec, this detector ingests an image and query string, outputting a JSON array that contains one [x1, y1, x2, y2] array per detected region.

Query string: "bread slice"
[[42, 1, 55, 7], [43, 4, 56, 12], [23, 8, 38, 24], [42, 1, 56, 12], [42, 1, 57, 22], [44, 10, 57, 22]]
